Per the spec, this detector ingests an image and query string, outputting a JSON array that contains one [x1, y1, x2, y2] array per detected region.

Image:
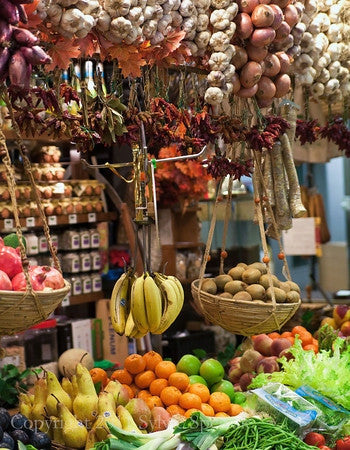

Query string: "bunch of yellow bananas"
[[110, 271, 184, 338]]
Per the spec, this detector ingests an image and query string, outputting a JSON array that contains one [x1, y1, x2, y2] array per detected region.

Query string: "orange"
[[291, 326, 307, 336], [286, 336, 295, 345], [267, 332, 280, 339], [155, 361, 177, 379], [298, 332, 313, 346], [90, 368, 108, 387], [185, 408, 200, 418], [179, 392, 202, 410], [168, 372, 190, 392], [209, 392, 231, 413], [312, 338, 319, 346], [124, 354, 146, 375], [142, 351, 163, 371], [167, 405, 185, 416], [129, 383, 141, 396], [188, 383, 210, 403], [160, 386, 182, 406], [111, 369, 133, 385], [229, 404, 244, 416], [201, 403, 215, 417], [134, 370, 156, 389], [122, 384, 134, 399], [303, 344, 318, 353], [150, 378, 168, 396], [145, 395, 163, 409], [137, 390, 152, 401], [280, 331, 292, 338], [215, 412, 230, 417]]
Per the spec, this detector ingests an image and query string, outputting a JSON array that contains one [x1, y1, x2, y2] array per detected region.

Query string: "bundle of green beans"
[[222, 418, 318, 450]]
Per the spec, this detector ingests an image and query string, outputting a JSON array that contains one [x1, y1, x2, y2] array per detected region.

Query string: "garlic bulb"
[[204, 86, 224, 105]]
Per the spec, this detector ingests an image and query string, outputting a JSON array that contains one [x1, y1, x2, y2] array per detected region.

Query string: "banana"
[[168, 275, 184, 301], [153, 275, 184, 334], [110, 272, 129, 335], [124, 311, 137, 337], [130, 274, 149, 334], [143, 273, 162, 333]]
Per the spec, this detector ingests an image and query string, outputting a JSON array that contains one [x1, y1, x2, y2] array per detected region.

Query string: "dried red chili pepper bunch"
[[319, 117, 350, 156], [203, 155, 254, 180], [295, 119, 320, 145], [246, 115, 290, 151]]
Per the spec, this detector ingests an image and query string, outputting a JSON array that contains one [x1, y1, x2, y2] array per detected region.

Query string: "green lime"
[[189, 375, 208, 386], [4, 233, 26, 249], [233, 392, 247, 405], [211, 379, 236, 402], [176, 354, 201, 376], [199, 358, 224, 386]]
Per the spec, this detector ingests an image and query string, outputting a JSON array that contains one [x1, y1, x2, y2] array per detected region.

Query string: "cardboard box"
[[57, 319, 93, 356], [319, 242, 349, 292], [96, 299, 129, 365]]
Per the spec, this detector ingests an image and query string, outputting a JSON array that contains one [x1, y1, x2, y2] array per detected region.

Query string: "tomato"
[[336, 437, 350, 450], [304, 432, 326, 447], [319, 446, 332, 450]]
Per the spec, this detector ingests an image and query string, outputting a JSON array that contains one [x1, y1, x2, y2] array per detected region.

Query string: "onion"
[[276, 51, 290, 73], [250, 27, 276, 47], [235, 13, 254, 39], [251, 4, 275, 28], [231, 73, 241, 94], [270, 5, 283, 30], [240, 61, 263, 88], [237, 0, 259, 13], [257, 97, 274, 108], [274, 21, 291, 42], [256, 76, 276, 98], [258, 0, 272, 3], [246, 43, 268, 62], [237, 84, 258, 98], [284, 4, 299, 28], [274, 73, 291, 97], [263, 53, 281, 76], [231, 46, 248, 70], [273, 0, 290, 7]]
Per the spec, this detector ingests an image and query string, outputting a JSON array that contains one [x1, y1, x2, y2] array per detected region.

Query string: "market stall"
[[0, 0, 350, 447]]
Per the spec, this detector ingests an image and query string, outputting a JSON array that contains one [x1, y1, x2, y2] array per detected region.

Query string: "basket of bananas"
[[109, 269, 185, 338]]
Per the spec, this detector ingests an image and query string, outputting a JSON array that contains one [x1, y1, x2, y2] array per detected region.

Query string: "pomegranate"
[[0, 246, 23, 279], [0, 270, 12, 290], [12, 268, 46, 291], [32, 266, 65, 290]]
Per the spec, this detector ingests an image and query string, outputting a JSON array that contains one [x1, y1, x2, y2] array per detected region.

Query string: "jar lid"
[[30, 318, 57, 330]]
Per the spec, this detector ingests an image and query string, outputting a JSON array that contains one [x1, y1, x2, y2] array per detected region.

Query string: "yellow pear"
[[73, 363, 98, 428], [57, 401, 88, 449], [18, 393, 32, 419], [85, 429, 98, 450], [104, 380, 129, 406], [94, 392, 122, 441], [46, 371, 72, 416], [62, 376, 74, 399], [116, 405, 142, 434], [31, 377, 48, 423], [51, 416, 65, 445]]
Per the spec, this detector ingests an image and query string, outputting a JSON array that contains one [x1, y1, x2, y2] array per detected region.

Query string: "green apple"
[[233, 392, 247, 405], [189, 375, 208, 386], [211, 379, 236, 402], [176, 354, 201, 376], [199, 358, 224, 386]]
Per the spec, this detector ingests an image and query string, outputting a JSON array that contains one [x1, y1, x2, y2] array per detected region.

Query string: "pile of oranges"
[[262, 325, 319, 353], [110, 351, 244, 418]]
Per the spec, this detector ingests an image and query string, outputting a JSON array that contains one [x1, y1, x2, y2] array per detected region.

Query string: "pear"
[[18, 393, 32, 419], [31, 377, 48, 423], [85, 429, 98, 450], [73, 363, 98, 427], [94, 392, 122, 441], [104, 380, 129, 406], [125, 398, 151, 430], [51, 416, 65, 445], [62, 376, 74, 399], [57, 400, 88, 448], [46, 371, 72, 416], [116, 405, 142, 434], [72, 374, 79, 398]]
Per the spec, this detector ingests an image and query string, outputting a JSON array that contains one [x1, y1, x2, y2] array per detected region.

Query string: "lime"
[[211, 379, 236, 402], [233, 392, 247, 405], [176, 354, 201, 376], [199, 358, 224, 386], [4, 233, 26, 249], [189, 375, 208, 386]]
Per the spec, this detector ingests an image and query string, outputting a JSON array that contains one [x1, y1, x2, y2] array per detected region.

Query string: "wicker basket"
[[191, 279, 301, 336], [0, 281, 71, 335]]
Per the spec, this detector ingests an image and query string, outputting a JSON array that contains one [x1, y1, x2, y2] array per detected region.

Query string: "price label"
[[26, 217, 35, 228], [68, 214, 77, 224], [88, 212, 96, 223], [48, 215, 57, 226], [4, 218, 13, 230], [61, 294, 70, 307]]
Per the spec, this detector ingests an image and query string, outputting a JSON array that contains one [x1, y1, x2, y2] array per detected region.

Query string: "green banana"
[[144, 272, 162, 333], [110, 272, 129, 335], [130, 274, 149, 334]]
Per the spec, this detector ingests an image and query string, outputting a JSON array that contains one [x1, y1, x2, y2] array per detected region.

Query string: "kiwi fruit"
[[215, 274, 233, 290], [224, 280, 246, 295], [286, 281, 300, 293], [237, 262, 248, 269], [228, 266, 245, 280], [248, 262, 267, 274], [242, 268, 261, 284], [286, 290, 300, 303], [259, 274, 280, 289], [245, 284, 266, 300], [201, 279, 217, 295], [266, 287, 287, 303], [279, 281, 291, 293], [219, 292, 234, 299], [233, 291, 252, 301]]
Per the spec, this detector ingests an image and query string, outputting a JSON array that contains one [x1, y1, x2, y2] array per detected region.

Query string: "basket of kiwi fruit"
[[191, 261, 301, 336]]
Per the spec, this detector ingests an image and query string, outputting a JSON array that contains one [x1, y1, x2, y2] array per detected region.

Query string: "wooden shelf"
[[0, 211, 117, 231], [68, 291, 105, 305], [4, 129, 71, 143]]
